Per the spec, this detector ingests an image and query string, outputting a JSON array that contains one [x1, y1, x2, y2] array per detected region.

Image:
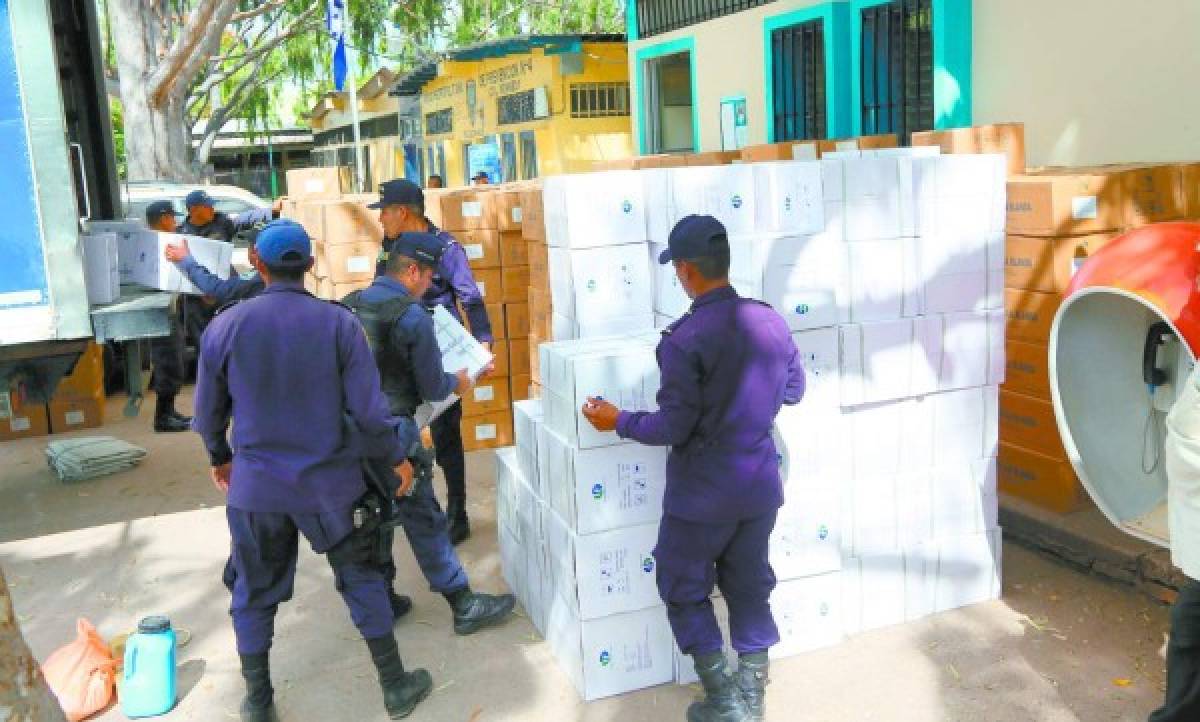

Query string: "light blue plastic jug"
[[120, 615, 177, 718]]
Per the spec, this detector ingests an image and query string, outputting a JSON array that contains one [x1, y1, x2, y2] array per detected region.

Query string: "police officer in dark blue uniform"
[[583, 216, 806, 722], [144, 200, 192, 432], [371, 179, 494, 545], [164, 230, 266, 304], [193, 220, 433, 721], [344, 232, 517, 635]]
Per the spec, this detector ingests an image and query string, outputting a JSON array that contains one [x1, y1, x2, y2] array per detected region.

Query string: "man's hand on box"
[[394, 460, 415, 497], [454, 368, 472, 397], [163, 237, 190, 263], [582, 397, 620, 432]]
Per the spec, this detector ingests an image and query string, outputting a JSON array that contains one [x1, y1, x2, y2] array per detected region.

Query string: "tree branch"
[[194, 7, 320, 98], [231, 0, 288, 23], [147, 0, 236, 105]]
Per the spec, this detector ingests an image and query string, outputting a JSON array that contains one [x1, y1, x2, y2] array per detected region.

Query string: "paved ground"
[[0, 393, 1176, 721]]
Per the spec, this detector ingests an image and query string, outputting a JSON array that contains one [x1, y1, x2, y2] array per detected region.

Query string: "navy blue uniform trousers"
[[655, 510, 780, 656], [223, 506, 393, 655], [430, 400, 467, 506], [378, 477, 469, 594], [1151, 578, 1200, 721]]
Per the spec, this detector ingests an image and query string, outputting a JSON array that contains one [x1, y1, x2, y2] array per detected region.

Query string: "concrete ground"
[[0, 393, 1175, 721]]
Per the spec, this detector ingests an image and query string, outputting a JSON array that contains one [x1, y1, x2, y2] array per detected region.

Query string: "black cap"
[[368, 179, 424, 211], [138, 615, 172, 634], [472, 171, 490, 181], [392, 232, 445, 267], [659, 215, 729, 264], [144, 200, 180, 223]]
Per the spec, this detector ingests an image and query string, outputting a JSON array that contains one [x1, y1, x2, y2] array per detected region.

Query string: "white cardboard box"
[[842, 157, 916, 241], [932, 528, 1003, 613], [840, 318, 944, 407], [540, 425, 668, 535], [513, 399, 544, 491], [669, 164, 758, 236], [650, 243, 692, 318], [841, 552, 907, 634], [547, 602, 675, 701], [752, 161, 824, 235], [845, 237, 922, 322], [642, 168, 673, 245], [548, 243, 653, 323], [81, 232, 120, 304], [86, 220, 146, 284], [772, 486, 843, 581], [542, 512, 663, 620], [544, 171, 648, 248], [729, 234, 848, 331], [551, 312, 658, 342], [654, 313, 678, 330], [129, 231, 234, 294]]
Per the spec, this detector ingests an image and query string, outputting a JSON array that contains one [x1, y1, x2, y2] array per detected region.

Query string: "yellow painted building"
[[393, 34, 634, 186]]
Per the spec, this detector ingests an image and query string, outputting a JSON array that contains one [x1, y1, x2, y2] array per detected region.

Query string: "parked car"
[[122, 182, 270, 224]]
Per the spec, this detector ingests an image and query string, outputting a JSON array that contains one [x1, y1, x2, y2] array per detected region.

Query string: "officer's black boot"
[[687, 652, 750, 722], [736, 652, 769, 722], [238, 653, 277, 722], [389, 590, 413, 622], [366, 635, 432, 719], [446, 498, 470, 545], [153, 394, 190, 432], [444, 586, 516, 635]]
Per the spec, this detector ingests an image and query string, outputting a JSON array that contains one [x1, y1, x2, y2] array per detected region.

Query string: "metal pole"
[[344, 4, 365, 193], [267, 135, 278, 198]]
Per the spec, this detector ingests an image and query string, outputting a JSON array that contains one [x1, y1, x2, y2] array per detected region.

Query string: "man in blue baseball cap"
[[582, 215, 806, 722], [371, 178, 495, 545], [180, 189, 238, 242], [193, 219, 434, 721], [344, 231, 517, 637]]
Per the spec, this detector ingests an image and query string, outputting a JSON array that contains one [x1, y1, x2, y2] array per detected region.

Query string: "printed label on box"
[[512, 207, 523, 223], [65, 410, 86, 425], [791, 143, 819, 161], [304, 179, 326, 193], [836, 140, 858, 152], [462, 201, 483, 218], [345, 256, 372, 273], [477, 281, 488, 297], [475, 386, 495, 402], [477, 423, 498, 441], [11, 416, 30, 432], [1071, 196, 1098, 220], [465, 243, 484, 260]]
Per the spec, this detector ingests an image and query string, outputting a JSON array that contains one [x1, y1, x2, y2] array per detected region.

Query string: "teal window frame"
[[850, 0, 972, 136], [763, 2, 852, 142], [634, 36, 699, 155]]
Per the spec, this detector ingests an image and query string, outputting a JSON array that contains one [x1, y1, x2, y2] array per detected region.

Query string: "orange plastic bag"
[[42, 618, 117, 721]]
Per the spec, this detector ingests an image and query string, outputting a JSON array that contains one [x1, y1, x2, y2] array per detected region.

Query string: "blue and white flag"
[[326, 0, 347, 91]]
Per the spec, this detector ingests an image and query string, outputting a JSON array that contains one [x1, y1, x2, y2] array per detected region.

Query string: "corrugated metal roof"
[[389, 33, 625, 97]]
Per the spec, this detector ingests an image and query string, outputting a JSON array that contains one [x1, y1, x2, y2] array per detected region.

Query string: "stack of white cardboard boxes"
[[496, 149, 1007, 700]]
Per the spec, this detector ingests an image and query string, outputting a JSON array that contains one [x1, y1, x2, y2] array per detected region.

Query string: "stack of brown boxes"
[[521, 183, 550, 396], [912, 122, 1027, 175], [999, 163, 1183, 512], [283, 168, 382, 302], [425, 187, 515, 452], [1, 390, 49, 441], [48, 342, 107, 433]]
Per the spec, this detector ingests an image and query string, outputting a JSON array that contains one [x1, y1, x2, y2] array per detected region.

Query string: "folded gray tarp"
[[45, 437, 148, 482]]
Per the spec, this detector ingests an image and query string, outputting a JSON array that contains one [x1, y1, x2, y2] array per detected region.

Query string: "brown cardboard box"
[[1004, 340, 1051, 401], [998, 442, 1091, 514], [856, 133, 899, 150], [519, 187, 545, 242], [511, 373, 531, 402], [1004, 232, 1112, 294], [317, 277, 335, 300], [509, 337, 531, 376], [999, 388, 1066, 459], [486, 303, 506, 340], [319, 200, 384, 243], [817, 139, 863, 154], [460, 409, 514, 451], [423, 189, 451, 228], [637, 154, 690, 169], [54, 342, 105, 402], [496, 190, 524, 231], [299, 202, 325, 240], [491, 340, 510, 377], [0, 399, 49, 441], [500, 231, 529, 267], [457, 230, 501, 270], [323, 241, 381, 283], [1005, 288, 1061, 344], [331, 280, 371, 300], [686, 151, 741, 167], [1119, 164, 1183, 227], [461, 376, 511, 417], [286, 167, 344, 200], [1006, 173, 1124, 236], [502, 266, 530, 304], [304, 272, 319, 295], [312, 242, 330, 279], [739, 141, 820, 163], [472, 269, 503, 303], [911, 123, 1027, 176], [528, 287, 552, 339], [528, 241, 549, 287], [1179, 162, 1200, 218], [593, 158, 637, 171], [48, 393, 105, 433], [505, 302, 529, 339], [432, 190, 500, 231], [281, 198, 300, 221]]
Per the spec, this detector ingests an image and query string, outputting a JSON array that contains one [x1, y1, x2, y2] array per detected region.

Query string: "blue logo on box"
[[621, 200, 633, 214], [795, 303, 810, 315], [817, 524, 829, 541], [592, 483, 605, 500], [784, 196, 793, 211], [599, 650, 612, 666], [642, 557, 655, 573], [731, 195, 743, 209]]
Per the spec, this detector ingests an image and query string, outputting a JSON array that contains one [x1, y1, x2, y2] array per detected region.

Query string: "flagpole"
[[343, 3, 365, 192]]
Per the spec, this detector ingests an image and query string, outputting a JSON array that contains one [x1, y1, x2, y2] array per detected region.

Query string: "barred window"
[[638, 0, 774, 39], [860, 0, 934, 140], [498, 89, 538, 125], [425, 108, 453, 135], [570, 82, 630, 119]]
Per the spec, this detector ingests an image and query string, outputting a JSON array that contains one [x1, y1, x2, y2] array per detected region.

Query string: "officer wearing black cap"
[[344, 231, 517, 635], [193, 219, 434, 721], [370, 178, 494, 545], [180, 189, 237, 241], [143, 200, 191, 431]]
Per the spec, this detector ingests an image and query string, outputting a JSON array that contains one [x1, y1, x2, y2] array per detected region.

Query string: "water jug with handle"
[[120, 615, 177, 718]]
